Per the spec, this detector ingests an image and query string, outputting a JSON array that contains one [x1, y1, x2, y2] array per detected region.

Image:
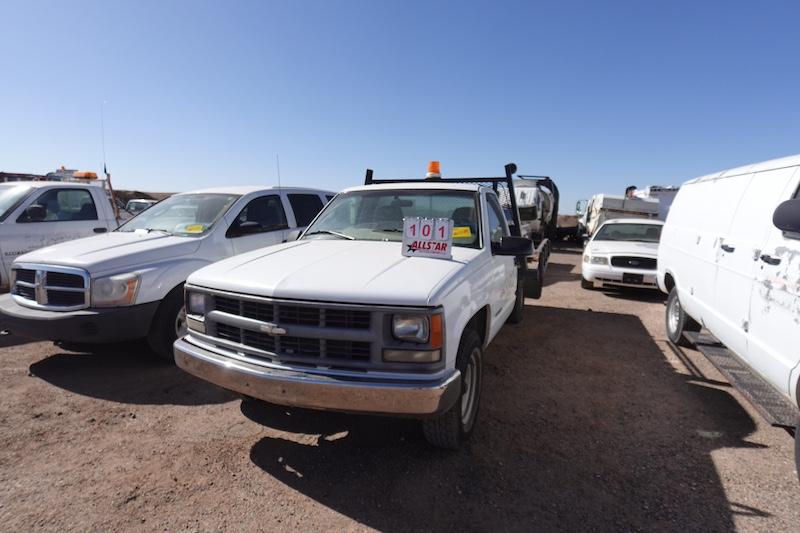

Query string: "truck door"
[[745, 169, 800, 396], [8, 187, 105, 258], [485, 193, 516, 336], [712, 167, 796, 359], [226, 194, 291, 255]]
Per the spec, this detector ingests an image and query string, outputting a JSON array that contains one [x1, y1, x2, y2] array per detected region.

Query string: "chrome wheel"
[[174, 306, 188, 338], [460, 347, 480, 430], [668, 295, 681, 335]]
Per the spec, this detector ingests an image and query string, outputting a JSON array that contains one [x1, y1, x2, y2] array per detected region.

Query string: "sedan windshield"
[[118, 193, 239, 236], [0, 185, 33, 221], [302, 189, 480, 248], [594, 223, 662, 243]]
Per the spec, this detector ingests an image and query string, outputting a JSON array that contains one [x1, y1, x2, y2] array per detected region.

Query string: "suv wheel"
[[666, 287, 700, 346], [422, 329, 483, 449]]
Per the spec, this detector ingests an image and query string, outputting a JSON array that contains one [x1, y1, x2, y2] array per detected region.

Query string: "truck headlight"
[[590, 256, 609, 265], [186, 291, 207, 315], [392, 315, 430, 343], [91, 272, 140, 307]]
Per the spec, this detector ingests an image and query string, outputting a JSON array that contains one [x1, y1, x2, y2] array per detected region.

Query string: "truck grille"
[[204, 293, 374, 369], [11, 265, 90, 310], [610, 256, 657, 270]]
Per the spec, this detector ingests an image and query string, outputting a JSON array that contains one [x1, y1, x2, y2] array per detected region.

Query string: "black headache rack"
[[364, 163, 524, 238]]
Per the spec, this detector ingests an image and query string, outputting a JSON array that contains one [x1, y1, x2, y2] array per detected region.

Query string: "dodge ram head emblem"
[[259, 322, 287, 336]]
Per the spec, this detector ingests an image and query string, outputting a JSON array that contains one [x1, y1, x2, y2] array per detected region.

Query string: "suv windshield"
[[118, 193, 239, 236], [594, 222, 662, 243], [0, 185, 33, 221], [302, 189, 480, 248]]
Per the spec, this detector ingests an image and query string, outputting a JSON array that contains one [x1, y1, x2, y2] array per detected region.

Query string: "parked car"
[[657, 154, 800, 475], [581, 193, 660, 241], [125, 198, 158, 215], [0, 181, 124, 289], [581, 218, 663, 290], [174, 163, 539, 449], [0, 186, 334, 358]]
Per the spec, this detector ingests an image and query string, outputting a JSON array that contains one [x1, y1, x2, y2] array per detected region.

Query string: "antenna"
[[100, 100, 108, 177], [276, 154, 282, 188]]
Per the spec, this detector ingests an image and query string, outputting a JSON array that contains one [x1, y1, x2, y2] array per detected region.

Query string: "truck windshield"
[[594, 223, 662, 243], [0, 185, 33, 221], [303, 189, 480, 248], [118, 193, 239, 236]]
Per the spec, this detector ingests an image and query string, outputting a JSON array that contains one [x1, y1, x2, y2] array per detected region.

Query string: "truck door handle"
[[760, 254, 781, 266], [93, 227, 108, 233], [720, 244, 735, 253]]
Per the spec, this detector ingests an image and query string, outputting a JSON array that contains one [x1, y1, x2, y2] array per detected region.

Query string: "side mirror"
[[491, 236, 533, 256], [285, 228, 303, 242], [773, 199, 800, 233], [23, 204, 46, 222], [226, 221, 262, 238]]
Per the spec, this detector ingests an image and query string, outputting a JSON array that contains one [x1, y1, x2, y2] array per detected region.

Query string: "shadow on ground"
[[244, 306, 763, 532], [543, 261, 582, 287], [28, 341, 236, 406]]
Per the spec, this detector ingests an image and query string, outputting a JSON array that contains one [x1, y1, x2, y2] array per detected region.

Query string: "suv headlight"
[[590, 256, 609, 265], [91, 272, 140, 307], [392, 315, 430, 343]]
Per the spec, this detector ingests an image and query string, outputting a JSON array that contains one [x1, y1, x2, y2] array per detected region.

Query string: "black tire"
[[507, 271, 524, 324], [146, 284, 186, 361], [422, 329, 483, 450], [580, 277, 594, 290], [665, 287, 700, 346]]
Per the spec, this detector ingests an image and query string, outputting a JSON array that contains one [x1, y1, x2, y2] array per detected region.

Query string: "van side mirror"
[[773, 199, 800, 233], [22, 204, 46, 222], [491, 236, 533, 256]]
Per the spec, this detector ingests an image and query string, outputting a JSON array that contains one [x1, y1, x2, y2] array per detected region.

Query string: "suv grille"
[[11, 265, 90, 310], [610, 256, 657, 270]]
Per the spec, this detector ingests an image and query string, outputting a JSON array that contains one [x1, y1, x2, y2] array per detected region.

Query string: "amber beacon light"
[[425, 160, 442, 179]]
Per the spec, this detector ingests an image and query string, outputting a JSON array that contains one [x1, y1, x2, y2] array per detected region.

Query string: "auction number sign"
[[402, 217, 454, 259]]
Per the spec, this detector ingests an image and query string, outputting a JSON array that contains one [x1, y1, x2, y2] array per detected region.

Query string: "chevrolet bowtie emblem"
[[259, 322, 287, 336]]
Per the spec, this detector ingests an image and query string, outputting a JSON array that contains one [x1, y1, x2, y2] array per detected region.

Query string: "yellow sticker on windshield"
[[453, 226, 472, 238], [184, 224, 205, 233]]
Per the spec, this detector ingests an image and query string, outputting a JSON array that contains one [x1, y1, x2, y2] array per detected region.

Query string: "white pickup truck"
[[0, 186, 334, 358], [0, 181, 123, 288], [174, 164, 539, 449]]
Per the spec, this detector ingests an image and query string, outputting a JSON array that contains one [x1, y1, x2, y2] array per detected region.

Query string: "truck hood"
[[188, 240, 479, 306], [15, 231, 203, 275], [588, 240, 659, 257]]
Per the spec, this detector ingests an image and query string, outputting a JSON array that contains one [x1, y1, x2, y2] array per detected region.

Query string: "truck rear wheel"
[[666, 287, 700, 346], [422, 329, 482, 449], [147, 285, 186, 362]]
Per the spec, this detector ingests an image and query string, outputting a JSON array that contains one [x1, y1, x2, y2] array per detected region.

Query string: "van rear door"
[[745, 168, 800, 397]]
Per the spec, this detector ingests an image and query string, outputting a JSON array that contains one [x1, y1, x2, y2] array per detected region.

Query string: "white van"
[[657, 154, 800, 472]]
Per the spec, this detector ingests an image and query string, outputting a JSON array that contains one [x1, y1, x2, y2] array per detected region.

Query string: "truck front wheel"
[[422, 329, 482, 449], [507, 272, 525, 324], [666, 287, 700, 346], [147, 285, 187, 361]]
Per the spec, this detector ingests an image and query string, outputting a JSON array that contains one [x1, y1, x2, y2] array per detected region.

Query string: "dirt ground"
[[1, 245, 798, 532]]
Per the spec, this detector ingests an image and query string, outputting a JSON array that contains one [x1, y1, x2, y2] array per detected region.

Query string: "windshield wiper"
[[378, 228, 403, 233], [304, 230, 354, 240], [144, 228, 172, 234]]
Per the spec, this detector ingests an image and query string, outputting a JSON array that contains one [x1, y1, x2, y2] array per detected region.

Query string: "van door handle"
[[760, 254, 781, 266], [93, 227, 107, 233], [720, 244, 735, 253]]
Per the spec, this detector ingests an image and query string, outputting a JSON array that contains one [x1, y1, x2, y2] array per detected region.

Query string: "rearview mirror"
[[773, 199, 800, 234], [22, 204, 46, 222], [491, 236, 533, 256]]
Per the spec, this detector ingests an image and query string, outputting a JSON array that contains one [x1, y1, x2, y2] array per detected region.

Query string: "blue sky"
[[1, 1, 799, 210]]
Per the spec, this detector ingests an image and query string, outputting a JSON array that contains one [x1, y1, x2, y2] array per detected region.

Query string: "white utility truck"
[[174, 163, 541, 449], [0, 181, 125, 289], [0, 186, 333, 358], [658, 154, 800, 479]]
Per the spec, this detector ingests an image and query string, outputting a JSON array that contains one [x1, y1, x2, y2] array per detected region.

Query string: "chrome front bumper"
[[174, 338, 462, 417]]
